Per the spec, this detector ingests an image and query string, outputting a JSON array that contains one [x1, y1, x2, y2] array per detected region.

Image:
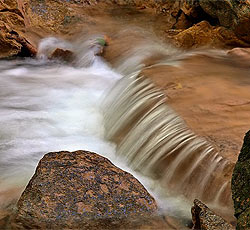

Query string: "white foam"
[[0, 38, 121, 201]]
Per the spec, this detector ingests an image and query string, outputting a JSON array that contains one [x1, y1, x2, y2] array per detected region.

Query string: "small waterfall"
[[0, 35, 236, 223], [103, 72, 234, 220]]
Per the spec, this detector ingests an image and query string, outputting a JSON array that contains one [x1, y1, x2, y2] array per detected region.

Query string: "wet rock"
[[191, 199, 234, 230], [11, 150, 158, 229], [49, 48, 75, 62], [232, 130, 250, 230], [227, 48, 250, 67]]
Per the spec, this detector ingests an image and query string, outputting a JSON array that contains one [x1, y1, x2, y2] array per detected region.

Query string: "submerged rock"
[[49, 48, 75, 62], [232, 130, 250, 230], [11, 150, 159, 229], [227, 48, 250, 67], [191, 199, 234, 230]]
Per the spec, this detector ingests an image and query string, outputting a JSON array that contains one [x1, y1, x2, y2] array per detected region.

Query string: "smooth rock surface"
[[232, 130, 250, 230], [191, 199, 234, 230], [11, 150, 159, 229], [227, 47, 250, 67]]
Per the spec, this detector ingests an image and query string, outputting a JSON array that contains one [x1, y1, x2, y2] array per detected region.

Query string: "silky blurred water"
[[0, 37, 122, 199]]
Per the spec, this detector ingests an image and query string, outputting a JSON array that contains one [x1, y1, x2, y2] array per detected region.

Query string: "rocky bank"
[[1, 0, 250, 59]]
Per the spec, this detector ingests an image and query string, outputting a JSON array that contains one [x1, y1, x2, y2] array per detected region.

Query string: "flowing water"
[[103, 73, 234, 220], [0, 37, 122, 210], [0, 36, 236, 224]]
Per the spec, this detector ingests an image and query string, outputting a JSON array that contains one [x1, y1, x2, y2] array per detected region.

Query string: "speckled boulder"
[[232, 130, 250, 230], [191, 199, 234, 230], [11, 150, 158, 229]]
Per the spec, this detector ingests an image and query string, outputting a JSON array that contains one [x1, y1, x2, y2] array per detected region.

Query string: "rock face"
[[232, 130, 250, 230], [11, 150, 158, 229], [0, 1, 36, 58], [199, 0, 250, 43], [191, 199, 234, 230]]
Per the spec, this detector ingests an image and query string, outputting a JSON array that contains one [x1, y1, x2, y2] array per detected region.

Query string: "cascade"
[[103, 72, 234, 220]]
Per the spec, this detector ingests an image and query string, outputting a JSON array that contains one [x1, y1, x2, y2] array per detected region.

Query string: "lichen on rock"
[[11, 150, 159, 229], [191, 199, 234, 230]]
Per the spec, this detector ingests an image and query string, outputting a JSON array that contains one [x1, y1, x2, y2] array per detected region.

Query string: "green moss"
[[96, 38, 106, 46]]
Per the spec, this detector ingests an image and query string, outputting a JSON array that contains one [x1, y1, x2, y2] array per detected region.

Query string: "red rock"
[[49, 48, 74, 62], [172, 21, 246, 49], [11, 150, 158, 229], [0, 1, 37, 58]]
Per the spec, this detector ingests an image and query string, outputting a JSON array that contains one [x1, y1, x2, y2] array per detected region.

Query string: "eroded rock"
[[2, 0, 250, 56], [172, 21, 244, 49], [199, 0, 250, 43], [11, 150, 158, 229], [0, 0, 37, 58], [191, 199, 234, 230], [232, 130, 250, 230]]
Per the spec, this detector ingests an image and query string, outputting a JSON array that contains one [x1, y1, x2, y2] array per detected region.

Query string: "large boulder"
[[11, 150, 160, 229], [198, 0, 250, 43], [232, 130, 250, 230], [191, 199, 234, 230]]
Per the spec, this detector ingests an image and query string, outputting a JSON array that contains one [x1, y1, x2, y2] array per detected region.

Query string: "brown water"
[[98, 20, 250, 224], [103, 71, 235, 223]]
